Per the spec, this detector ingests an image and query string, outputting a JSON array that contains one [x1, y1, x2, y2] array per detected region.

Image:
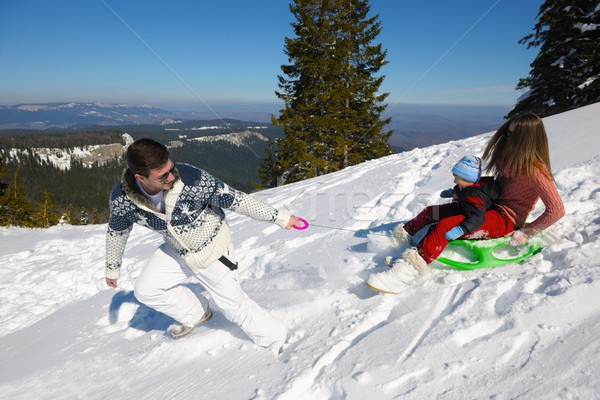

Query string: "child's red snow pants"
[[403, 204, 515, 264]]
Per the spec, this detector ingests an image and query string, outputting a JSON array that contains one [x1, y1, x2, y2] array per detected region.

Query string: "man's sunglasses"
[[159, 164, 176, 183]]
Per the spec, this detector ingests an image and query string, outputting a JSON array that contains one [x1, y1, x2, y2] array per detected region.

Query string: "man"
[[105, 138, 300, 354]]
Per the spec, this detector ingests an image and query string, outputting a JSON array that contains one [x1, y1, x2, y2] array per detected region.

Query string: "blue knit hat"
[[452, 155, 481, 183]]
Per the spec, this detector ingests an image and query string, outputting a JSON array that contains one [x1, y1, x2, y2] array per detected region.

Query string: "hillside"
[[0, 120, 283, 222], [0, 103, 599, 399]]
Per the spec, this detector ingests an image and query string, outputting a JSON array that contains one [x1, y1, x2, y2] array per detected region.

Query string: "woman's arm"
[[520, 168, 565, 237]]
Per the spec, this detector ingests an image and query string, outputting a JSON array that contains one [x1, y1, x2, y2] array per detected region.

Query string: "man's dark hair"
[[126, 138, 170, 176]]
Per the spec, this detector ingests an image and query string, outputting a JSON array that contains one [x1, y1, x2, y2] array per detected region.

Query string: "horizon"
[[0, 100, 512, 115], [0, 100, 512, 128], [0, 1, 543, 110]]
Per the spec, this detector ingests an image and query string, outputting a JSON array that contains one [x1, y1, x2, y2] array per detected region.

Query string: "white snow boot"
[[402, 248, 429, 276], [367, 260, 419, 294], [368, 248, 428, 294], [269, 331, 290, 357], [392, 223, 411, 245]]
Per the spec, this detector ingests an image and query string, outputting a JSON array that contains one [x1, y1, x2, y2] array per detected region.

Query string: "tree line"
[[0, 131, 126, 227], [0, 128, 273, 228]]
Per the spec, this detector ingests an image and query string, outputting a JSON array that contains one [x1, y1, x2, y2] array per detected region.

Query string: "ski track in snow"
[[1, 104, 600, 398]]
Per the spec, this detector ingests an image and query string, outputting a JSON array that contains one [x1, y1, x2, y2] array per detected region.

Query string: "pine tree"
[[508, 0, 600, 118], [91, 208, 100, 225], [61, 206, 75, 225], [32, 190, 60, 228], [270, 0, 392, 185], [0, 158, 8, 196], [0, 158, 9, 223], [80, 209, 89, 226], [0, 167, 36, 227], [257, 139, 279, 189]]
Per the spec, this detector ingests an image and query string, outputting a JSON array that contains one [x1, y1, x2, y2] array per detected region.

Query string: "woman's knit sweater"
[[495, 164, 565, 237]]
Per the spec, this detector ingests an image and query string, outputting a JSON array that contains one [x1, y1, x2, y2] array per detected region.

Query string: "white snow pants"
[[134, 243, 287, 349]]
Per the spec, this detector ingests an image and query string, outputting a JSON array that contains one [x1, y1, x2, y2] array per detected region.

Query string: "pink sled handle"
[[293, 217, 309, 230]]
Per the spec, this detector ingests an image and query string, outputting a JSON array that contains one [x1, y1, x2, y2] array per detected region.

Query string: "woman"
[[367, 113, 565, 294], [480, 112, 565, 245]]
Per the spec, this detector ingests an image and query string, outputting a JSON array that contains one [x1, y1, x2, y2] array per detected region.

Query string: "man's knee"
[[133, 279, 162, 304]]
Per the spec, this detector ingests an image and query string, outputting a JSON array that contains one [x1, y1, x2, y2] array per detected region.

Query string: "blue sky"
[[0, 0, 543, 111]]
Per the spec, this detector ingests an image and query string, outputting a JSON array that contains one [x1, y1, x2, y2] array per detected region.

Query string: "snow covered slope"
[[1, 103, 599, 399]]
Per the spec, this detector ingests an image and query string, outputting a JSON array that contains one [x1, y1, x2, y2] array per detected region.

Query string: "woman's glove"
[[445, 226, 464, 241], [509, 230, 529, 246], [440, 188, 455, 198]]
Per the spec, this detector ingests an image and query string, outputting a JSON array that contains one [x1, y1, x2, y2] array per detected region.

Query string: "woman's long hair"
[[482, 113, 552, 179]]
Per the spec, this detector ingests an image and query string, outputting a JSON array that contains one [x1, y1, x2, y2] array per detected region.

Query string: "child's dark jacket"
[[450, 177, 499, 234]]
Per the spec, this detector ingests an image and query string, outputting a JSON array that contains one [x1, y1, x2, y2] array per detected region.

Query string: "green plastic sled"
[[436, 236, 544, 270]]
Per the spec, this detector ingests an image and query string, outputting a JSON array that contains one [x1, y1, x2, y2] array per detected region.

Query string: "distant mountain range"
[[0, 102, 275, 130], [0, 101, 510, 151], [0, 102, 179, 129]]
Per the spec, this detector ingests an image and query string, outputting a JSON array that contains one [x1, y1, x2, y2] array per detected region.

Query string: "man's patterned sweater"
[[105, 163, 290, 279]]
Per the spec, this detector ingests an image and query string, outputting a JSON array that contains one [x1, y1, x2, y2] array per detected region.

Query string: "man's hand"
[[286, 215, 301, 230], [106, 278, 118, 288]]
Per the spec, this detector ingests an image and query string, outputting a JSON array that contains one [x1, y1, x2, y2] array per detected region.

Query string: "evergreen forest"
[[0, 124, 279, 227], [0, 131, 126, 226]]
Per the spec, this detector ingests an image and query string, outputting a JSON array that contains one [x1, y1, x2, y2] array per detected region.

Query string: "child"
[[368, 155, 499, 294]]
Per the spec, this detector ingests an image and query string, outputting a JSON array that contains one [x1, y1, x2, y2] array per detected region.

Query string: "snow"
[[15, 105, 52, 112], [576, 22, 599, 32], [190, 125, 223, 130], [189, 131, 269, 147], [161, 119, 183, 125], [2, 134, 132, 171], [1, 103, 600, 399]]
